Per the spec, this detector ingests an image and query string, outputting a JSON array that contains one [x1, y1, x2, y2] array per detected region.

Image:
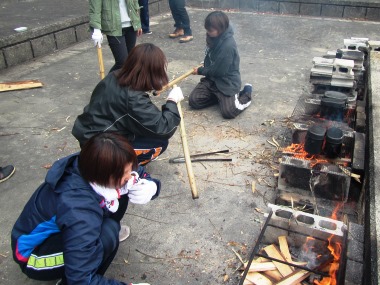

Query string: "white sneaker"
[[119, 225, 130, 242]]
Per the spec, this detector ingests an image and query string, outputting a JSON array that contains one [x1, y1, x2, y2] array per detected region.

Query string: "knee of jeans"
[[100, 219, 120, 253]]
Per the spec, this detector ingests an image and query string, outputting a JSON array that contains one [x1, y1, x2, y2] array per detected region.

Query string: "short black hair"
[[79, 132, 138, 187]]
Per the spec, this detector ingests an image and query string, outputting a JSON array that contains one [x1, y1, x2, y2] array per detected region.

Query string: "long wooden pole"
[[97, 44, 105, 80], [174, 85, 199, 199], [155, 65, 202, 95]]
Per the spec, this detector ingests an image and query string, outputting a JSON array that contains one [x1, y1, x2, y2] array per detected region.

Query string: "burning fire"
[[281, 143, 328, 167], [314, 204, 343, 285]]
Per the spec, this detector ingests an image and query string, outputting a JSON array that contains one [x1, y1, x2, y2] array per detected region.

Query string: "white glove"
[[167, 86, 184, 103], [92, 28, 103, 47], [128, 179, 157, 204], [119, 171, 139, 195]]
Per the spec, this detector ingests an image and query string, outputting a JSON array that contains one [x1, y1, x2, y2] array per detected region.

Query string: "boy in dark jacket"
[[189, 11, 252, 119]]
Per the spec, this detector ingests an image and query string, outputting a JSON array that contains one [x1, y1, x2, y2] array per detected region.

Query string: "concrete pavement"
[[1, 8, 380, 285]]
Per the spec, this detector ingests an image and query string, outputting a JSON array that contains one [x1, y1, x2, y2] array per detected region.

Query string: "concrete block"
[[343, 6, 366, 19], [31, 34, 56, 58], [75, 23, 91, 42], [3, 42, 34, 67], [279, 2, 299, 15], [239, 0, 258, 10], [346, 222, 364, 262], [366, 7, 380, 21], [220, 0, 239, 9], [300, 3, 321, 16], [0, 51, 6, 70], [54, 28, 77, 50], [258, 0, 279, 13], [321, 4, 344, 18], [345, 259, 363, 284]]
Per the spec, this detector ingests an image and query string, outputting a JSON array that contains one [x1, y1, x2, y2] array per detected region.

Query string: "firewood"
[[274, 269, 311, 285], [245, 272, 273, 285], [278, 236, 293, 265], [248, 262, 277, 272], [263, 245, 294, 277], [263, 270, 283, 281], [0, 80, 43, 92]]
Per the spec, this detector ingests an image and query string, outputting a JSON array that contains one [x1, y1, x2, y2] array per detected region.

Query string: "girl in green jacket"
[[89, 0, 143, 72]]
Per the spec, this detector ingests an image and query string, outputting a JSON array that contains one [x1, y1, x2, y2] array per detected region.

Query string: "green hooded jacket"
[[89, 0, 141, 36]]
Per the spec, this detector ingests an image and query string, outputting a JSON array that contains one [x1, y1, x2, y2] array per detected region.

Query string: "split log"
[[274, 269, 311, 285], [263, 270, 283, 281], [0, 80, 43, 92], [263, 245, 293, 277], [248, 262, 277, 272], [278, 236, 293, 265], [244, 272, 273, 285]]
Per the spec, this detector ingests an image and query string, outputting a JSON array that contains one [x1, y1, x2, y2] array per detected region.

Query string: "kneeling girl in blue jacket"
[[12, 133, 156, 285]]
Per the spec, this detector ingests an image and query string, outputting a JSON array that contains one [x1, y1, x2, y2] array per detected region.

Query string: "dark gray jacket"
[[72, 72, 180, 146], [197, 25, 241, 96]]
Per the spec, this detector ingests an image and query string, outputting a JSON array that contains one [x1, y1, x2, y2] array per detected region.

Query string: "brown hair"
[[204, 11, 229, 35], [78, 132, 138, 187], [117, 43, 169, 91]]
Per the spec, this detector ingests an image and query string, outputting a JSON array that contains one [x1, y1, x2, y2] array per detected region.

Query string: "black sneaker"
[[0, 165, 15, 183], [143, 30, 152, 35], [238, 83, 252, 104]]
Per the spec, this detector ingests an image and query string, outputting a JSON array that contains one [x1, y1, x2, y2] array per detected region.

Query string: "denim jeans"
[[168, 0, 192, 36], [107, 26, 137, 72], [139, 0, 150, 33]]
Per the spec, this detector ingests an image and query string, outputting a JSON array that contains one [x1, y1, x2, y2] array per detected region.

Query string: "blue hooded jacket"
[[11, 153, 156, 284]]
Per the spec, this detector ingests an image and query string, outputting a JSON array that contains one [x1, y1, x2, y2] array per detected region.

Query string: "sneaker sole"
[[169, 34, 184, 38], [0, 167, 15, 183]]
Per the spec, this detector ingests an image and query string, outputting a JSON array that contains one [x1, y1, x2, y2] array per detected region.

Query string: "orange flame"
[[282, 143, 328, 167], [314, 203, 343, 285]]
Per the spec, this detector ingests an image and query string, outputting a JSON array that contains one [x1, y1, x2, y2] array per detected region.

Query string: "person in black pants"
[[168, 0, 193, 43], [139, 0, 152, 34]]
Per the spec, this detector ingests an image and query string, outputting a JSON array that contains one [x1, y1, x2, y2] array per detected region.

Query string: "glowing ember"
[[281, 143, 328, 167]]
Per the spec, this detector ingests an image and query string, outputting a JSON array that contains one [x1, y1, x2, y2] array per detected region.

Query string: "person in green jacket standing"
[[90, 0, 143, 72]]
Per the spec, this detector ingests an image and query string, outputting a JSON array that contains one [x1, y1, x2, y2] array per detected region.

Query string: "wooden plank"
[[278, 236, 293, 265], [263, 270, 283, 281], [248, 262, 277, 272], [0, 80, 43, 92], [275, 269, 311, 285], [263, 245, 294, 277], [245, 272, 273, 285]]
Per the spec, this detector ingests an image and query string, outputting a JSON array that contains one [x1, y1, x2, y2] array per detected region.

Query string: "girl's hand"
[[137, 29, 143, 37], [192, 68, 198, 75]]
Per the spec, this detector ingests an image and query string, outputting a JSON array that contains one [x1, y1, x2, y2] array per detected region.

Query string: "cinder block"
[[3, 42, 34, 67], [280, 2, 299, 15], [321, 4, 344, 18], [366, 7, 380, 21], [258, 0, 279, 13], [220, 0, 239, 9], [75, 23, 91, 42], [54, 28, 77, 50], [343, 6, 366, 19], [0, 51, 6, 70], [300, 3, 321, 16], [345, 259, 363, 284], [31, 34, 56, 58], [240, 0, 259, 10]]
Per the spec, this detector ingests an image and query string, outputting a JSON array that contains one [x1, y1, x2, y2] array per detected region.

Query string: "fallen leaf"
[[42, 164, 52, 169], [223, 274, 229, 282], [255, 208, 265, 214]]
